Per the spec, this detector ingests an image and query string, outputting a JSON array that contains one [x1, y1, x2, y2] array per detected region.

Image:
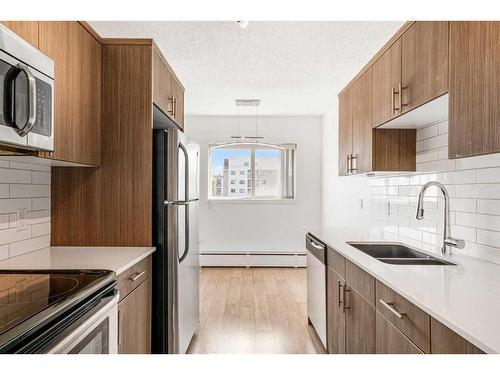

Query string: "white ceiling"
[[90, 21, 404, 116]]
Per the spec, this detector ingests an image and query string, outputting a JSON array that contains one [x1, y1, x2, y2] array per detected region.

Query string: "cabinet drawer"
[[376, 312, 423, 354], [327, 247, 345, 278], [345, 260, 375, 305], [117, 256, 152, 302], [376, 280, 430, 353]]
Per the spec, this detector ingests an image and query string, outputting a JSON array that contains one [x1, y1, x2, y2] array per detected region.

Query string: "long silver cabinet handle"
[[129, 270, 146, 282], [379, 299, 406, 319], [337, 281, 343, 308], [347, 154, 352, 174]]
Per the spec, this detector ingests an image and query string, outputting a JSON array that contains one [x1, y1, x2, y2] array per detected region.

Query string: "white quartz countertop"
[[305, 225, 500, 354], [0, 246, 155, 275]]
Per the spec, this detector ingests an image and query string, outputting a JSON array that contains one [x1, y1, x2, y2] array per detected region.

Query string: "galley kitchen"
[[1, 16, 500, 358]]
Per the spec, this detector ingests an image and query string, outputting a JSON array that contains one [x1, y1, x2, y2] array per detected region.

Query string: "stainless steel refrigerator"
[[152, 124, 200, 354]]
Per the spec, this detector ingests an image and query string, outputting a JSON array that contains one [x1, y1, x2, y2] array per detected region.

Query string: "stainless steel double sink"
[[347, 242, 456, 266]]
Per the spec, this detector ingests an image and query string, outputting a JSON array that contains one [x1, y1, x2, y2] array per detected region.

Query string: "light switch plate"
[[16, 209, 28, 231]]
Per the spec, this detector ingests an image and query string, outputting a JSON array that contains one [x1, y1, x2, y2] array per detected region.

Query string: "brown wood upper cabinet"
[[1, 21, 39, 48], [0, 21, 102, 165], [372, 38, 402, 126], [449, 21, 500, 159], [153, 48, 185, 130], [371, 22, 449, 127], [401, 22, 449, 113], [338, 69, 416, 176]]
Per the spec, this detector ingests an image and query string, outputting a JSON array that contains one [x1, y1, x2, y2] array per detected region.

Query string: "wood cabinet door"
[[38, 22, 102, 166], [402, 21, 449, 113], [344, 286, 375, 354], [153, 50, 173, 117], [118, 277, 152, 354], [449, 21, 500, 159], [372, 38, 402, 127], [376, 312, 423, 354], [171, 79, 185, 130], [326, 266, 345, 354], [351, 69, 373, 174], [430, 318, 484, 354], [1, 21, 39, 48], [338, 91, 352, 176]]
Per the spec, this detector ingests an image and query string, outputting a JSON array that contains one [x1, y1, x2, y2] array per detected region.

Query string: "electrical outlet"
[[16, 209, 28, 231]]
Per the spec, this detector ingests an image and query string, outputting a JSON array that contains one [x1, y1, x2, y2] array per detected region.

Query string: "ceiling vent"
[[235, 99, 260, 107]]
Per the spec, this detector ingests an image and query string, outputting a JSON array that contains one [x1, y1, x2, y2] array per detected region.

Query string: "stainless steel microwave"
[[0, 24, 54, 152]]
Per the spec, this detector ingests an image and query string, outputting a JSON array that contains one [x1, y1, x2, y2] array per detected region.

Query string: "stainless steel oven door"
[[46, 291, 119, 354]]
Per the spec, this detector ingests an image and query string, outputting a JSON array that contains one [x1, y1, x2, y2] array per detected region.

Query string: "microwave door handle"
[[15, 64, 37, 136]]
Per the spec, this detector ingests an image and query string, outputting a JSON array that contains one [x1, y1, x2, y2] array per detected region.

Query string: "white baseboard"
[[200, 250, 306, 268]]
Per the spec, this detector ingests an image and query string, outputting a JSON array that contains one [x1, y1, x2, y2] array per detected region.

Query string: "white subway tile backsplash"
[[423, 133, 447, 151], [0, 185, 9, 198], [0, 198, 31, 214], [31, 171, 51, 185], [437, 170, 477, 185], [417, 124, 438, 141], [9, 235, 50, 258], [456, 184, 500, 199], [32, 197, 51, 211], [0, 214, 9, 230], [10, 184, 50, 198], [0, 168, 31, 183], [477, 199, 500, 215], [28, 210, 51, 225], [0, 161, 51, 260], [32, 222, 51, 237], [0, 227, 31, 246], [369, 118, 500, 265], [477, 167, 500, 183]]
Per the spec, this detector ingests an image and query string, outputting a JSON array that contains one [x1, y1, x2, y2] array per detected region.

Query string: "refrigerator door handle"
[[179, 203, 190, 264], [179, 142, 189, 201], [178, 141, 190, 264]]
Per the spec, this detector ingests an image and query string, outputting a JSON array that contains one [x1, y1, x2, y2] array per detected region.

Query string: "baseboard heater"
[[200, 250, 306, 268]]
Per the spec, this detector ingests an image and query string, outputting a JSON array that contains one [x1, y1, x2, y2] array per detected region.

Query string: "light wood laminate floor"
[[188, 267, 325, 354]]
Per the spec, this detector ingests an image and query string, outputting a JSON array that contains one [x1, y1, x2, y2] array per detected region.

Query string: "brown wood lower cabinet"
[[322, 237, 484, 355], [327, 266, 346, 354], [430, 318, 484, 354], [345, 287, 375, 353], [118, 276, 152, 354], [376, 312, 423, 354]]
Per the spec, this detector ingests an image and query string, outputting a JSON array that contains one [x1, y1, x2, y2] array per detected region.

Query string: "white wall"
[[321, 105, 370, 228], [185, 115, 322, 262], [0, 159, 51, 260]]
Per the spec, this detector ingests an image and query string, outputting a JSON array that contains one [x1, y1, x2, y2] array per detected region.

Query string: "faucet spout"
[[415, 181, 465, 254]]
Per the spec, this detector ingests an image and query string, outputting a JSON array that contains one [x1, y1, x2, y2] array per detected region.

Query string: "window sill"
[[207, 198, 299, 205]]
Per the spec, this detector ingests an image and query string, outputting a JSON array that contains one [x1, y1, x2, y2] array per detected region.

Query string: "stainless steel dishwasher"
[[306, 233, 327, 349]]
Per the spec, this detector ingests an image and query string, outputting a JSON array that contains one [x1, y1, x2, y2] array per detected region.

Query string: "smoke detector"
[[235, 99, 260, 107]]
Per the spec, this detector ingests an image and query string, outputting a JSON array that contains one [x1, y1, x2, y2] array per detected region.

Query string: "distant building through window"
[[209, 142, 296, 200]]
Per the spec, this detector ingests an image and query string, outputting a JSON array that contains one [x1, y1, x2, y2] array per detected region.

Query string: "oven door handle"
[[44, 289, 119, 354]]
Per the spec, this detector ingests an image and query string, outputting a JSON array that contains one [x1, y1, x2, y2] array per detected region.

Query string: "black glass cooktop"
[[0, 270, 113, 337]]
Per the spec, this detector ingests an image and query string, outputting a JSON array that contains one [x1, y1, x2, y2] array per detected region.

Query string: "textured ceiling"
[[90, 21, 404, 116]]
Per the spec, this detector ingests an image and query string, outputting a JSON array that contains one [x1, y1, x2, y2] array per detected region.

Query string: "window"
[[209, 142, 296, 200]]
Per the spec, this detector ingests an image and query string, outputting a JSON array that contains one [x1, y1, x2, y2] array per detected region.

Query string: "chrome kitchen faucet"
[[416, 181, 465, 254]]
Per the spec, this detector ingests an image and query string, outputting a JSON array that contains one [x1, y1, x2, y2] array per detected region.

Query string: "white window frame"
[[208, 142, 297, 201]]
